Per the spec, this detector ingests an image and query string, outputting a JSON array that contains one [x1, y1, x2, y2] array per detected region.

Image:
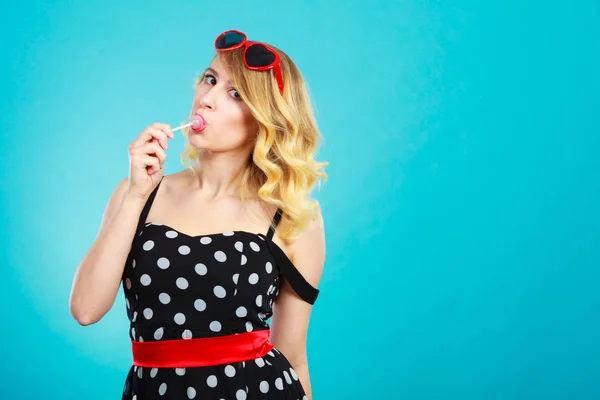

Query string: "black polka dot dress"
[[120, 178, 320, 399]]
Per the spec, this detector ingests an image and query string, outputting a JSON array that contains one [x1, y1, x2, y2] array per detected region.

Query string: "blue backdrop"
[[1, 1, 598, 399]]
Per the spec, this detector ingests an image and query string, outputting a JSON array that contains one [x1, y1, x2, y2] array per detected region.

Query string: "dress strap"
[[122, 177, 163, 283], [266, 208, 283, 240], [136, 177, 164, 235]]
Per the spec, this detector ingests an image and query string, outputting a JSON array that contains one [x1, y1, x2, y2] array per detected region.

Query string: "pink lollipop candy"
[[172, 114, 207, 133], [190, 114, 207, 132]]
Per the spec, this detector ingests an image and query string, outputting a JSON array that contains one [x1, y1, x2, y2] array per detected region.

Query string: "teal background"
[[1, 1, 599, 399]]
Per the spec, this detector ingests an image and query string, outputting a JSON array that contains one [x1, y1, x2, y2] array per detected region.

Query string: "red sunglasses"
[[214, 30, 284, 95]]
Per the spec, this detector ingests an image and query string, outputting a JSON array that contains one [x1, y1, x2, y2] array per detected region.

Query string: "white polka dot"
[[275, 378, 283, 390], [259, 381, 269, 393], [235, 241, 243, 252], [125, 278, 132, 289], [223, 231, 235, 236], [255, 358, 265, 367], [200, 237, 212, 245], [195, 263, 207, 276], [182, 329, 192, 339], [250, 242, 260, 252], [174, 313, 186, 325], [245, 321, 253, 332], [126, 298, 130, 309], [143, 308, 153, 319], [236, 389, 246, 400], [178, 245, 191, 255], [248, 273, 259, 285], [143, 240, 154, 251], [157, 257, 170, 269], [132, 311, 138, 322], [290, 367, 298, 380], [224, 365, 236, 377], [150, 368, 158, 378], [283, 370, 292, 384], [194, 299, 206, 311], [159, 293, 171, 304], [241, 255, 247, 265], [256, 295, 263, 307], [213, 285, 226, 298], [165, 230, 178, 239], [132, 259, 136, 268], [154, 327, 164, 340], [176, 277, 189, 290], [268, 351, 274, 357], [210, 321, 222, 332], [233, 273, 239, 284], [140, 274, 151, 286], [187, 387, 196, 399], [206, 375, 218, 388], [265, 262, 273, 273], [137, 366, 143, 379], [215, 251, 227, 262], [176, 368, 186, 376], [236, 306, 247, 317], [303, 396, 308, 400], [159, 382, 167, 395]]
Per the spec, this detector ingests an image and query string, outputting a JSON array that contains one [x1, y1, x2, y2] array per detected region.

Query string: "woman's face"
[[188, 56, 257, 154]]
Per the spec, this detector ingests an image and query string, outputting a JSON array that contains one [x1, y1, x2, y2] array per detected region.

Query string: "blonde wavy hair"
[[180, 44, 328, 243]]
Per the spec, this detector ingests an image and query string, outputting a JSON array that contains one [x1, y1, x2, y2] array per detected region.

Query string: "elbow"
[[69, 297, 102, 326], [70, 306, 97, 326]]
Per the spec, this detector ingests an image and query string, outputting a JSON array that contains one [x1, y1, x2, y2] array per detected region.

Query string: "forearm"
[[293, 362, 312, 399]]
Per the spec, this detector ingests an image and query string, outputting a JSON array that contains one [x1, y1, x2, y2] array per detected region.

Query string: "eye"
[[203, 74, 216, 85], [228, 88, 242, 101]]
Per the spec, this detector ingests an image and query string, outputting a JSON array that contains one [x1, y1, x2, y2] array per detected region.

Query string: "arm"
[[269, 207, 326, 400], [69, 178, 146, 326]]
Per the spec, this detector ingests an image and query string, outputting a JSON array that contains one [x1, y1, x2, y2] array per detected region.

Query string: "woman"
[[69, 30, 328, 399]]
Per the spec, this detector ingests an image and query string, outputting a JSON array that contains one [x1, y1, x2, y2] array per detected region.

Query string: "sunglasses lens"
[[216, 31, 245, 49], [245, 44, 276, 67]]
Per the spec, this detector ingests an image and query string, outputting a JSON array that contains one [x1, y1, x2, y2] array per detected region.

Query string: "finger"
[[152, 122, 174, 139], [149, 136, 169, 152], [146, 128, 169, 150], [137, 141, 167, 164], [148, 142, 167, 165], [139, 154, 161, 174], [132, 127, 169, 148]]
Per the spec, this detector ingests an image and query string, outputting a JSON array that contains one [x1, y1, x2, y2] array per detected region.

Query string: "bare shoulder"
[[160, 169, 190, 192], [287, 204, 326, 287]]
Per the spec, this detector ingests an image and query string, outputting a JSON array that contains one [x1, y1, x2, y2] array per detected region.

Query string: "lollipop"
[[172, 114, 207, 133]]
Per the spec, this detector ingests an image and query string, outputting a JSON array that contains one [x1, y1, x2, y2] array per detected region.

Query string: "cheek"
[[223, 105, 255, 132]]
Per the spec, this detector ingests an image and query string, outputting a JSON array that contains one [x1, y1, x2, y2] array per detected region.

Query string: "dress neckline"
[[143, 221, 268, 241]]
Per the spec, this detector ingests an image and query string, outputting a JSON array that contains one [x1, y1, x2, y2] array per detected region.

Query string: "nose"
[[197, 87, 216, 112]]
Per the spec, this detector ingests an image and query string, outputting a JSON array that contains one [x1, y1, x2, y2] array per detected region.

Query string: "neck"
[[189, 150, 251, 199]]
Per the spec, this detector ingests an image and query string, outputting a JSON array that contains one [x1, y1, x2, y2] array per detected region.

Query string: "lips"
[[191, 113, 208, 132]]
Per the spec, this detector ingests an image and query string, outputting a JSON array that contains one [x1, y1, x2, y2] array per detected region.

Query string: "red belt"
[[132, 330, 274, 368]]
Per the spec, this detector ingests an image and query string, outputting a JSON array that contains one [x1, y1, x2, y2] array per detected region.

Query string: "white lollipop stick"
[[172, 122, 192, 132]]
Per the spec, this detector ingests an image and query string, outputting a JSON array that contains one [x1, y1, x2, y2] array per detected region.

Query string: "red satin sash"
[[132, 330, 274, 368]]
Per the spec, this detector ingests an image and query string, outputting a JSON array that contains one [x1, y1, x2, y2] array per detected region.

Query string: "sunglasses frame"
[[214, 30, 284, 95]]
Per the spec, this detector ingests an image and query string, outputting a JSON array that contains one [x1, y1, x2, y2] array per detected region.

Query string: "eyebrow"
[[205, 67, 232, 85]]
